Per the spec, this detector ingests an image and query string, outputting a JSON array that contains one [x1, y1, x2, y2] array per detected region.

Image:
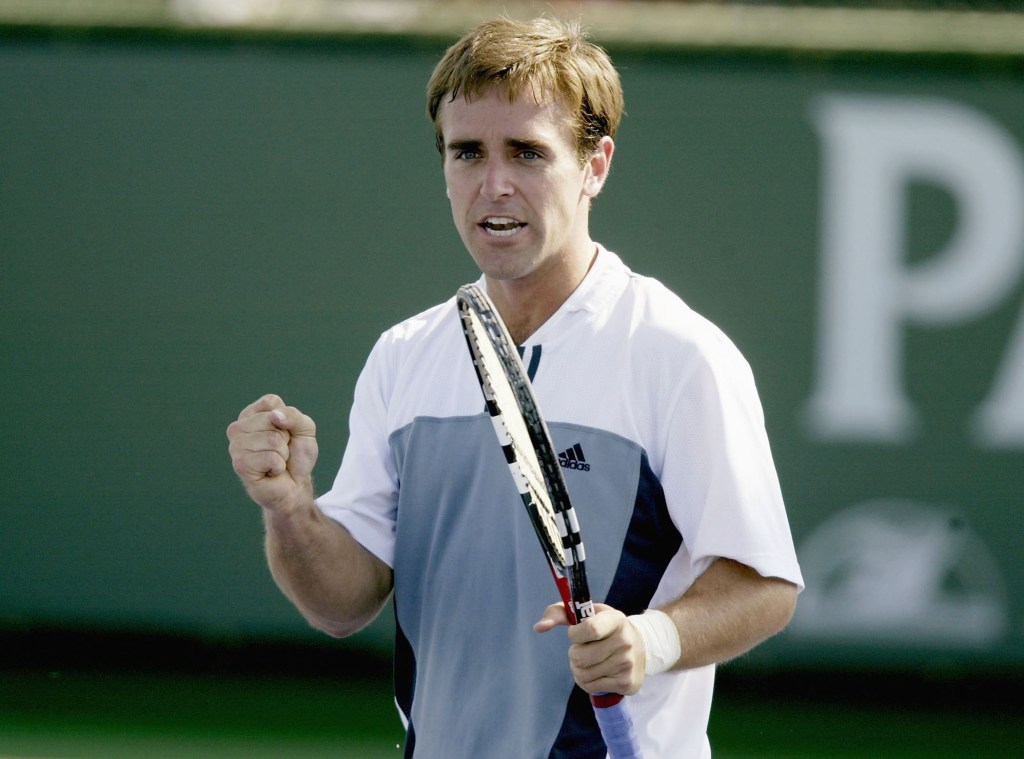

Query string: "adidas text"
[[560, 459, 591, 471]]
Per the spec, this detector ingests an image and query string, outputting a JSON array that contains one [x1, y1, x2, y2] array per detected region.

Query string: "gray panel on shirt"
[[390, 414, 644, 757]]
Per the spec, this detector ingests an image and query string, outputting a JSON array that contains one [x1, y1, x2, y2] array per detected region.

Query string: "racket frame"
[[456, 283, 643, 759], [457, 284, 593, 624]]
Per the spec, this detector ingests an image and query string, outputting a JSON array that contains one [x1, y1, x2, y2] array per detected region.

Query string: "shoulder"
[[622, 269, 749, 372], [362, 297, 464, 372], [349, 297, 461, 399], [379, 298, 458, 348], [594, 248, 724, 344], [585, 247, 754, 387]]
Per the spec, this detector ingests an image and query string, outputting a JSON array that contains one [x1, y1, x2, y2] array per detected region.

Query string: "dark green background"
[[2, 30, 1022, 670]]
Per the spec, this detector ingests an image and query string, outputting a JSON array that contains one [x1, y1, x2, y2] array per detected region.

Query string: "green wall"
[[2, 31, 1022, 669]]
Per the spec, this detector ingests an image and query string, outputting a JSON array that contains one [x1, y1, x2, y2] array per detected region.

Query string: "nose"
[[480, 158, 514, 202]]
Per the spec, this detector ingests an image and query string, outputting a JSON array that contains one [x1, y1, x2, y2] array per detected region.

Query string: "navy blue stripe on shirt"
[[394, 609, 416, 757], [515, 344, 543, 383], [605, 449, 683, 615], [548, 450, 682, 757]]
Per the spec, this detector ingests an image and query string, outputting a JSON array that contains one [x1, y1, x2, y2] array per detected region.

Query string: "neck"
[[487, 243, 598, 345]]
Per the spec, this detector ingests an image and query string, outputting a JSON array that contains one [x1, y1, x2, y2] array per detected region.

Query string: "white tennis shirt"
[[318, 246, 803, 758]]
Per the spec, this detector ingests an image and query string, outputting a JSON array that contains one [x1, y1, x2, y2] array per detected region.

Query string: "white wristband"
[[628, 609, 681, 676]]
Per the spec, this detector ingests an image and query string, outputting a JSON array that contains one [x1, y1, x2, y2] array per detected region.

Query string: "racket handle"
[[591, 693, 643, 759]]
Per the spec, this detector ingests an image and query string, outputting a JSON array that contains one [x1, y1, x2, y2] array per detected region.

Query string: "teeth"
[[482, 217, 524, 237]]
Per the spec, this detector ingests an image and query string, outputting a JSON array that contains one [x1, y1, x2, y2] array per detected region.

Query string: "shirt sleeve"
[[316, 336, 399, 569], [660, 327, 804, 592]]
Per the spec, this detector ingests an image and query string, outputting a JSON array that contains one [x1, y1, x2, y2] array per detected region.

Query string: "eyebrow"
[[445, 137, 549, 154], [507, 138, 547, 154], [446, 139, 482, 154]]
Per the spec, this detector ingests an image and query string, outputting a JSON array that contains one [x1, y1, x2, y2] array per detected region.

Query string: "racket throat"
[[574, 599, 596, 620], [547, 564, 579, 625], [548, 570, 595, 624]]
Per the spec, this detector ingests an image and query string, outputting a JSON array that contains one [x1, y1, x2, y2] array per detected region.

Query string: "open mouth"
[[480, 216, 527, 237]]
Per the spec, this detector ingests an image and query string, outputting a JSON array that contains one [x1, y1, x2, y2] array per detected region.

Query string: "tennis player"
[[228, 16, 803, 758]]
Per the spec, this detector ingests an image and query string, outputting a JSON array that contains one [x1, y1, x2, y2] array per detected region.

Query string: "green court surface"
[[1, 631, 1020, 758]]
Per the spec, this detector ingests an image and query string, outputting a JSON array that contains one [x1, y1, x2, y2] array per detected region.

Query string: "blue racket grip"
[[591, 693, 642, 759]]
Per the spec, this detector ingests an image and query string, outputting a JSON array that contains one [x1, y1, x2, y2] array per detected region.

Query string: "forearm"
[[659, 558, 798, 671], [264, 499, 393, 638]]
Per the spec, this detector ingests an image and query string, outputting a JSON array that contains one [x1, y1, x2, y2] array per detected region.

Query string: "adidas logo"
[[558, 443, 591, 472]]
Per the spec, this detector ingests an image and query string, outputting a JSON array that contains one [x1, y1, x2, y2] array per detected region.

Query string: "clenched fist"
[[227, 394, 319, 514]]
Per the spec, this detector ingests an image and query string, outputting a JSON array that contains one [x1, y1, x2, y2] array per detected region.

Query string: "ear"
[[582, 136, 615, 200]]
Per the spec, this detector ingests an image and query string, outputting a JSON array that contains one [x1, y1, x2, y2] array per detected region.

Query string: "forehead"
[[438, 85, 574, 145]]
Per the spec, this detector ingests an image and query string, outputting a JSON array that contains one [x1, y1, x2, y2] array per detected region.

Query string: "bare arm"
[[536, 557, 798, 695], [263, 498, 393, 638], [659, 557, 797, 670], [228, 394, 393, 638]]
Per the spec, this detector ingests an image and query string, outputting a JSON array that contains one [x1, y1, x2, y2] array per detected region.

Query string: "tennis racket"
[[456, 283, 643, 759]]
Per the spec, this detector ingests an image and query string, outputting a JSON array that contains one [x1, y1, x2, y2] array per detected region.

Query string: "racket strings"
[[464, 305, 567, 569], [458, 284, 640, 758], [459, 286, 593, 616]]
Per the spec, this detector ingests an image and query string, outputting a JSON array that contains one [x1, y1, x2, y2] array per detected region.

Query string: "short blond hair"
[[426, 16, 624, 163]]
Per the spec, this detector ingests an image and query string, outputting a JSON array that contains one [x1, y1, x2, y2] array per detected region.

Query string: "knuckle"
[[265, 428, 287, 448], [574, 619, 596, 640], [258, 452, 284, 476]]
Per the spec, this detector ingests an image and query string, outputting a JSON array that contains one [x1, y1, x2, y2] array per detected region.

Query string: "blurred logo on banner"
[[791, 499, 1009, 647]]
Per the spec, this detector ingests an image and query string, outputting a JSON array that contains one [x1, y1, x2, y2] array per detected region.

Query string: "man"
[[228, 16, 802, 758]]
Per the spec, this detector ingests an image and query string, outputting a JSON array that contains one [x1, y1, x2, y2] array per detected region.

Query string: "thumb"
[[534, 602, 572, 633], [267, 407, 319, 481], [270, 408, 316, 438]]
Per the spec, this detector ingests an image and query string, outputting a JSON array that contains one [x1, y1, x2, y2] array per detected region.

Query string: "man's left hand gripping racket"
[[457, 283, 643, 759]]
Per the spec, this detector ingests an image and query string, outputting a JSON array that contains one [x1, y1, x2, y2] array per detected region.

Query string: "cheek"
[[443, 171, 471, 208], [443, 180, 464, 214], [447, 188, 471, 231], [545, 176, 586, 217]]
